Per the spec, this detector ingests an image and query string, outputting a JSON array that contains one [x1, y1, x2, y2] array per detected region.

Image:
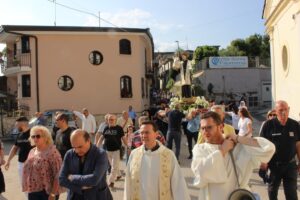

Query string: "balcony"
[[1, 50, 31, 76], [145, 65, 154, 79]]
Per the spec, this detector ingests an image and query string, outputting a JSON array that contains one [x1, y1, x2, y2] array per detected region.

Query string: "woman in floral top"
[[23, 125, 62, 200]]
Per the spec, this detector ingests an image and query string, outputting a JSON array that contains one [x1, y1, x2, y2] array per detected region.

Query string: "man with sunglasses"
[[5, 116, 33, 198], [260, 100, 300, 200], [191, 111, 275, 200]]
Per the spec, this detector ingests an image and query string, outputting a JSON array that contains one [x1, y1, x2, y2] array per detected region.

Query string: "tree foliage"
[[219, 34, 270, 58], [193, 45, 219, 64]]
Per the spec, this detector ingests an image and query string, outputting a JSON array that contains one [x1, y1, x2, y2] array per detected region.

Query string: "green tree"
[[219, 34, 270, 59], [193, 45, 219, 64]]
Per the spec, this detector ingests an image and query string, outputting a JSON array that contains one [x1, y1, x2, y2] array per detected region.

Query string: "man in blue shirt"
[[128, 105, 137, 127], [186, 105, 202, 159]]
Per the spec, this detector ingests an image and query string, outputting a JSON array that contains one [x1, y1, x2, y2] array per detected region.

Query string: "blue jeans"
[[166, 130, 181, 160]]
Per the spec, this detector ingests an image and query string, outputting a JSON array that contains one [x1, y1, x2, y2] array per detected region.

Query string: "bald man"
[[260, 100, 300, 200], [59, 129, 112, 200]]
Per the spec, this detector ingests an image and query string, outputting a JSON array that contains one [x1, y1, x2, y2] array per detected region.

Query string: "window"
[[22, 74, 31, 97], [141, 78, 145, 98], [89, 51, 103, 65], [120, 76, 132, 98], [248, 96, 258, 107], [119, 39, 131, 55], [21, 36, 30, 53], [58, 75, 74, 91], [145, 79, 148, 98], [282, 45, 288, 72]]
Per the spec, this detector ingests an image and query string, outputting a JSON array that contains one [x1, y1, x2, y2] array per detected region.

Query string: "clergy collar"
[[144, 142, 160, 152]]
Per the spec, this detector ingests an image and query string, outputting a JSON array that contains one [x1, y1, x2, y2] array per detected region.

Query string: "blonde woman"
[[23, 126, 62, 200]]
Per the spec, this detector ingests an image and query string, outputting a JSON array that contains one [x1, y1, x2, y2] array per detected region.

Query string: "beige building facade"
[[0, 25, 154, 116], [263, 0, 300, 119]]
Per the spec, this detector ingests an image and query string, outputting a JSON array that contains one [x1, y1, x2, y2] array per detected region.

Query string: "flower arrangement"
[[169, 96, 209, 112]]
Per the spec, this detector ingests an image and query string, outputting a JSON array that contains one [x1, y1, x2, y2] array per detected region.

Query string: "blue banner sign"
[[209, 56, 248, 68]]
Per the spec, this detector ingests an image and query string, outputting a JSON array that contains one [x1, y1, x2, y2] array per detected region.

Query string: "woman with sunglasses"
[[22, 125, 62, 200]]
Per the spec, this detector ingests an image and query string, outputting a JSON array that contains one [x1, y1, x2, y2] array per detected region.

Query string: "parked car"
[[10, 109, 77, 140], [29, 109, 77, 130]]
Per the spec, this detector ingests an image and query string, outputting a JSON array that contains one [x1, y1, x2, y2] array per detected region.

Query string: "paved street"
[[1, 112, 300, 200]]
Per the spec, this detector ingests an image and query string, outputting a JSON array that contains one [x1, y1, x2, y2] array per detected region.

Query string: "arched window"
[[120, 76, 132, 98], [119, 39, 131, 55]]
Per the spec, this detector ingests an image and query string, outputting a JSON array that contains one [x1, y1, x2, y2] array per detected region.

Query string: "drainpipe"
[[4, 31, 40, 112]]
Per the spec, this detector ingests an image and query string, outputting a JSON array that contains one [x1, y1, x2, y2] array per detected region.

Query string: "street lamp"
[[175, 41, 180, 52]]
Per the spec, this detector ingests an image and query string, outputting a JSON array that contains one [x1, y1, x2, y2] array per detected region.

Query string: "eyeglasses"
[[31, 134, 41, 139], [200, 125, 216, 132], [268, 114, 277, 117]]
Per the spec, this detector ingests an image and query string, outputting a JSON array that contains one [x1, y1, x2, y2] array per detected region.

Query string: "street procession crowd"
[[0, 98, 299, 200]]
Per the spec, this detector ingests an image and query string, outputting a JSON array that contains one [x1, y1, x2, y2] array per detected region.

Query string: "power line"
[[47, 0, 128, 32]]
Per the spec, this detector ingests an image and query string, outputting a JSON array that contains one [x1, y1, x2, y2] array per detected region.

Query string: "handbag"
[[228, 151, 261, 200]]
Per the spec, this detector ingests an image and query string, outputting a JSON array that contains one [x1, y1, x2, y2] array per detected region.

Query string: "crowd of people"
[[0, 99, 299, 200]]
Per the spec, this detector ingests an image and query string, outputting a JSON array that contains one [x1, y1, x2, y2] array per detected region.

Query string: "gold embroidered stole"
[[131, 146, 172, 200]]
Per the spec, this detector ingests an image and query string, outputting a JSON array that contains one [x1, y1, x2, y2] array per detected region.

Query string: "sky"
[[0, 0, 266, 52]]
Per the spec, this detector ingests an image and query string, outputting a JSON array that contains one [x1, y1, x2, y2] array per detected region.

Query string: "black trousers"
[[181, 85, 191, 98], [28, 190, 59, 200], [268, 162, 298, 200], [186, 130, 198, 156]]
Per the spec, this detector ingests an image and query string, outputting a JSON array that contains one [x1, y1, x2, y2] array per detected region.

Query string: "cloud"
[[84, 8, 184, 33]]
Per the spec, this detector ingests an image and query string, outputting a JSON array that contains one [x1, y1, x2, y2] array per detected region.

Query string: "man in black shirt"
[[166, 104, 186, 160], [99, 114, 127, 188], [5, 116, 32, 197], [260, 100, 300, 200], [55, 113, 75, 159]]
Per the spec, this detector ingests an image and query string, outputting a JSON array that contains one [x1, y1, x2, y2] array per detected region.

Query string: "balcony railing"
[[1, 49, 31, 72]]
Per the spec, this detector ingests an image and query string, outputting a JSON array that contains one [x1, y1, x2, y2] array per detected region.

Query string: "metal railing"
[[1, 49, 31, 71]]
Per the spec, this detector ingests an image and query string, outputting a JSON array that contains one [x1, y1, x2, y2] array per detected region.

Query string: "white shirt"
[[238, 117, 252, 136], [191, 137, 275, 200], [227, 112, 240, 130], [73, 111, 96, 133], [117, 117, 133, 132], [124, 145, 190, 200]]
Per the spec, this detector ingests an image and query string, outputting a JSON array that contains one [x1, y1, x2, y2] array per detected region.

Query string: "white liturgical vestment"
[[124, 144, 190, 200], [191, 137, 275, 200]]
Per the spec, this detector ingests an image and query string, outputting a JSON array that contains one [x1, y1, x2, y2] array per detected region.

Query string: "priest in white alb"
[[191, 111, 275, 200], [124, 121, 190, 200]]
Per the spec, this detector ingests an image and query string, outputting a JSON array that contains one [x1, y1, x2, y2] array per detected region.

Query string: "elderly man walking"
[[260, 100, 300, 200], [73, 108, 96, 142], [59, 129, 112, 200]]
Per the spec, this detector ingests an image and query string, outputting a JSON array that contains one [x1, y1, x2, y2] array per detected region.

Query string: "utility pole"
[[98, 11, 101, 27], [54, 0, 57, 26]]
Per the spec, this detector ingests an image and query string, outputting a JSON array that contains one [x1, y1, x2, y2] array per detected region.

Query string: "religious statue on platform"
[[173, 51, 192, 98]]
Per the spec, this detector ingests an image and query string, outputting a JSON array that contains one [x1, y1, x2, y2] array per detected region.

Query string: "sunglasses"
[[31, 134, 41, 139], [268, 114, 277, 117]]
